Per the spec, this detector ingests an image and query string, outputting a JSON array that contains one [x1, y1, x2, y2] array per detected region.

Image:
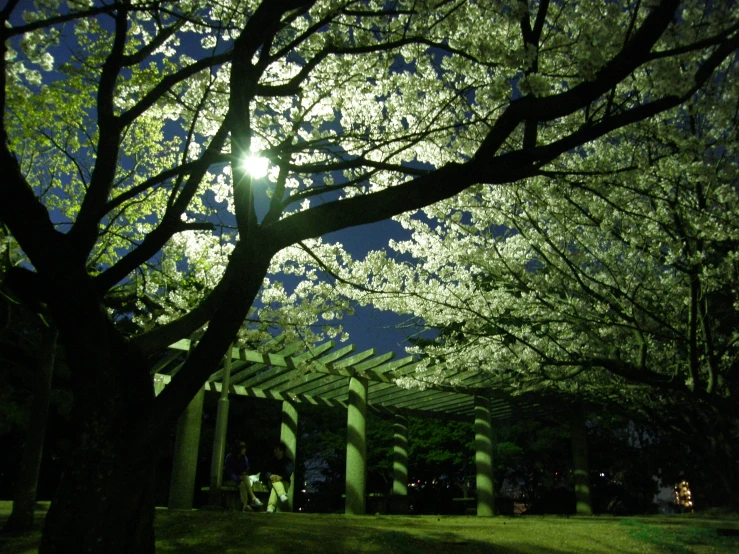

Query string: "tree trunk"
[[39, 440, 157, 554], [4, 327, 58, 533], [34, 235, 272, 552], [37, 317, 159, 553], [702, 425, 739, 511]]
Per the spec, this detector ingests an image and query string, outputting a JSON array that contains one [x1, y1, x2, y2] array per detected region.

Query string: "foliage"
[[342, 94, 739, 401], [297, 407, 472, 497], [407, 418, 473, 475], [336, 36, 739, 505]]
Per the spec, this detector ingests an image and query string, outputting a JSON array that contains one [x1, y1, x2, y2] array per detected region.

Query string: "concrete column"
[[168, 385, 205, 510], [280, 400, 299, 511], [208, 345, 233, 506], [474, 395, 494, 517], [345, 376, 368, 515], [571, 405, 593, 515], [389, 413, 409, 514]]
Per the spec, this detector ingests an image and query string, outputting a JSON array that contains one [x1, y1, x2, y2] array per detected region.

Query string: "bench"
[[202, 481, 270, 511], [452, 497, 516, 516], [452, 497, 477, 515], [341, 493, 388, 514]]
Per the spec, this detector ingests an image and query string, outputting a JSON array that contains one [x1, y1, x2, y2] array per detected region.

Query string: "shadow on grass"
[[154, 511, 519, 554], [153, 511, 579, 554], [2, 502, 738, 554]]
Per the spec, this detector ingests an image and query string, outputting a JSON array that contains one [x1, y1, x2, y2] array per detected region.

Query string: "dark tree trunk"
[[39, 440, 157, 554], [4, 327, 58, 533], [37, 308, 159, 553], [33, 235, 273, 552], [699, 424, 739, 511]]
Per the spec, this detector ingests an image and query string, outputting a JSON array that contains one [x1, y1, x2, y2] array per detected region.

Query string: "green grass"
[[1, 502, 737, 553], [619, 518, 739, 553]]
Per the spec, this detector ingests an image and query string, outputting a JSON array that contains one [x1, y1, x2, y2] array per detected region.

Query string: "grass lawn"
[[1, 501, 737, 553]]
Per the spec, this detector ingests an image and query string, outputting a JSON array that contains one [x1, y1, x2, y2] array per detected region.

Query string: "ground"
[[1, 502, 737, 553]]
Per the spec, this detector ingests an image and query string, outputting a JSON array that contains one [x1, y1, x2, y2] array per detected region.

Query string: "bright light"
[[242, 155, 269, 178]]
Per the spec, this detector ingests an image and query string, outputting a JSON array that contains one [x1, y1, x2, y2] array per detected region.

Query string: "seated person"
[[261, 442, 294, 513], [224, 440, 263, 511]]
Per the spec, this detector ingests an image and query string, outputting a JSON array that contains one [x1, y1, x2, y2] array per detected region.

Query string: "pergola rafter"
[[164, 336, 543, 420]]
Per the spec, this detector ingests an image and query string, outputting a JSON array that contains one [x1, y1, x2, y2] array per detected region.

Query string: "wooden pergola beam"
[[163, 338, 555, 422]]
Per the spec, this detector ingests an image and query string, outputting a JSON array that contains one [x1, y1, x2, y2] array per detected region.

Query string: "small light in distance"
[[242, 155, 269, 178]]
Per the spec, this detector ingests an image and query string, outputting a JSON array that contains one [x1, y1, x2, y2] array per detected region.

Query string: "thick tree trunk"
[[37, 316, 159, 553], [34, 234, 273, 552], [39, 442, 157, 554], [38, 369, 158, 554], [4, 327, 58, 533], [42, 445, 156, 552], [700, 425, 739, 511]]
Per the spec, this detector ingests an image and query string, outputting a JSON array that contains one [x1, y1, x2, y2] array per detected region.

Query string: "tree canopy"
[[336, 24, 739, 504], [1, 0, 737, 551]]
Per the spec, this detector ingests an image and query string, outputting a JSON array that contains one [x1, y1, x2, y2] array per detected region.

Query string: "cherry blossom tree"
[[341, 71, 739, 505], [1, 0, 737, 551]]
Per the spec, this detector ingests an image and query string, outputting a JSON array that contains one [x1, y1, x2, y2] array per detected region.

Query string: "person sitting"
[[261, 442, 294, 513], [224, 440, 263, 511]]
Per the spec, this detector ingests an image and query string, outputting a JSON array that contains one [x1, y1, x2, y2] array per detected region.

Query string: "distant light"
[[242, 155, 269, 178]]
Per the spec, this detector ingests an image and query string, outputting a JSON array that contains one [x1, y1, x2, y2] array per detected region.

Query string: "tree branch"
[[551, 357, 687, 392], [67, 1, 130, 261], [94, 120, 231, 292], [118, 51, 232, 128], [120, 15, 188, 67], [475, 0, 680, 160], [2, 3, 119, 37], [286, 157, 429, 177]]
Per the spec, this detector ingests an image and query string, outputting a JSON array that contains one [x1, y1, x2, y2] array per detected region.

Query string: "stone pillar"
[[389, 413, 409, 514], [208, 345, 233, 506], [168, 386, 205, 510], [345, 376, 368, 515], [474, 395, 494, 517], [571, 405, 593, 515], [280, 400, 299, 511]]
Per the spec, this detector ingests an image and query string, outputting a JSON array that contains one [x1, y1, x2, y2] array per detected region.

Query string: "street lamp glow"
[[242, 155, 269, 178]]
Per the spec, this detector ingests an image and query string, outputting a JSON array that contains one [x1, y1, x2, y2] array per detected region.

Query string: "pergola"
[[155, 335, 590, 516]]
